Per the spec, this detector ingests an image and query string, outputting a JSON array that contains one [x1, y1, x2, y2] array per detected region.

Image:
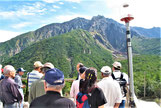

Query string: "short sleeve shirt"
[[70, 79, 80, 103], [88, 87, 107, 108], [14, 74, 23, 89]]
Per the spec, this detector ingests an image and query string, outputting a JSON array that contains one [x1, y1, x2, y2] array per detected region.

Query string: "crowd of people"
[[0, 61, 128, 108]]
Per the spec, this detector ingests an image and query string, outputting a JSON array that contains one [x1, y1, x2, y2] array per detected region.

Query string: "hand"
[[22, 85, 26, 88]]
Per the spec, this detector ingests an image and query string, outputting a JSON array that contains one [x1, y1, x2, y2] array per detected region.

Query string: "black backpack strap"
[[111, 73, 115, 79], [120, 72, 123, 80]]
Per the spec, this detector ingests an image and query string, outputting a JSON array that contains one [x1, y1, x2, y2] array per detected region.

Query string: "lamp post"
[[120, 3, 135, 108]]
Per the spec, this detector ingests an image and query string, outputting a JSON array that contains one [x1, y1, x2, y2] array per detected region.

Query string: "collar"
[[5, 77, 15, 82], [16, 74, 22, 77], [46, 91, 61, 95]]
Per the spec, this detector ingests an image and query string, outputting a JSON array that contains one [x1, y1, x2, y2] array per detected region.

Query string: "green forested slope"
[[2, 29, 113, 78], [132, 36, 160, 55], [120, 55, 161, 98]]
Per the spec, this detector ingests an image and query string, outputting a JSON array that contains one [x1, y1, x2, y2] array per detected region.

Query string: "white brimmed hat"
[[100, 66, 112, 74], [112, 61, 122, 69]]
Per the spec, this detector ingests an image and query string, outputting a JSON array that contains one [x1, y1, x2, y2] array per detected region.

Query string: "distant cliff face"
[[0, 15, 159, 62]]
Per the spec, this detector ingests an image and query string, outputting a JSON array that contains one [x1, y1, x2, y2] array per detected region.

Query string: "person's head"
[[34, 61, 43, 72], [17, 68, 26, 76], [85, 67, 97, 86], [3, 65, 16, 78], [79, 67, 87, 79], [76, 63, 84, 72], [41, 62, 54, 74], [79, 67, 97, 93], [100, 66, 112, 77], [112, 61, 122, 71], [44, 68, 65, 93]]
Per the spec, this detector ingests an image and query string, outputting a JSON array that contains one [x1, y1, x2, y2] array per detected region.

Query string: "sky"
[[0, 0, 160, 42]]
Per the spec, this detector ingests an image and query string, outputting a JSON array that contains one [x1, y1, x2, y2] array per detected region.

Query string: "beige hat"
[[34, 61, 43, 68], [112, 61, 122, 69], [101, 66, 112, 74]]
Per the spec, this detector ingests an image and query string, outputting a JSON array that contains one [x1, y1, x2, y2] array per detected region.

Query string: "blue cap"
[[17, 68, 26, 72], [44, 68, 64, 85]]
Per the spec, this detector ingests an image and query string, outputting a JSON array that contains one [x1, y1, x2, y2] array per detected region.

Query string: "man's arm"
[[28, 81, 36, 104], [10, 83, 22, 102], [114, 103, 120, 108]]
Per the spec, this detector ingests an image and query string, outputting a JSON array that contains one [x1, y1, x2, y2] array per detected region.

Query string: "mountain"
[[2, 29, 113, 77], [132, 36, 161, 55], [132, 27, 160, 38], [0, 15, 160, 63]]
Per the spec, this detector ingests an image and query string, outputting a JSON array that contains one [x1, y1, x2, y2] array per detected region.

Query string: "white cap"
[[44, 62, 54, 69], [100, 66, 112, 74], [112, 61, 122, 69], [34, 61, 43, 68]]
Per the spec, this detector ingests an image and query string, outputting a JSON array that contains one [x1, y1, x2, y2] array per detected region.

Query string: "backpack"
[[76, 92, 90, 108], [111, 72, 127, 97]]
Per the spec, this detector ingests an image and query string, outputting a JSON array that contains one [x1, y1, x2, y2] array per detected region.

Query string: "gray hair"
[[102, 72, 111, 76], [46, 82, 65, 90], [3, 65, 16, 75]]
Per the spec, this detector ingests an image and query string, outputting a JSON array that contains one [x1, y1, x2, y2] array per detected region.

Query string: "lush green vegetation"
[[120, 55, 161, 99], [1, 29, 160, 103], [132, 36, 160, 55], [2, 29, 113, 78]]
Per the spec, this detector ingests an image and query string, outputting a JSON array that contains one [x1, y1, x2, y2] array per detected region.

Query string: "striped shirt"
[[28, 70, 43, 91]]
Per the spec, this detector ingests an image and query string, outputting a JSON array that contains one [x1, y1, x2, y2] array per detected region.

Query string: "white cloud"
[[0, 2, 46, 18], [50, 9, 56, 12], [73, 6, 77, 9], [104, 0, 161, 28], [53, 5, 60, 9], [42, 0, 60, 3], [59, 2, 64, 5], [11, 22, 32, 29], [0, 30, 22, 42], [65, 0, 81, 3], [0, 11, 15, 18]]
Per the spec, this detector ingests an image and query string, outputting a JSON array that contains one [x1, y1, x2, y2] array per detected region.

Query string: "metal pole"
[[125, 22, 135, 107], [144, 71, 146, 97]]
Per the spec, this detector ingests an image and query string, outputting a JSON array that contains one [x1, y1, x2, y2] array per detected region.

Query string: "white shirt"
[[112, 70, 129, 84], [97, 77, 122, 108], [112, 70, 129, 100], [28, 70, 43, 90], [70, 79, 80, 103]]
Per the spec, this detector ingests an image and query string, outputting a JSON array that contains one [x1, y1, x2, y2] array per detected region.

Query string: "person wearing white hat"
[[98, 66, 122, 108], [112, 61, 129, 108]]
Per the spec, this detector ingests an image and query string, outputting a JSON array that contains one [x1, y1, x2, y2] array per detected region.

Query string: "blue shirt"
[[14, 74, 23, 89]]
